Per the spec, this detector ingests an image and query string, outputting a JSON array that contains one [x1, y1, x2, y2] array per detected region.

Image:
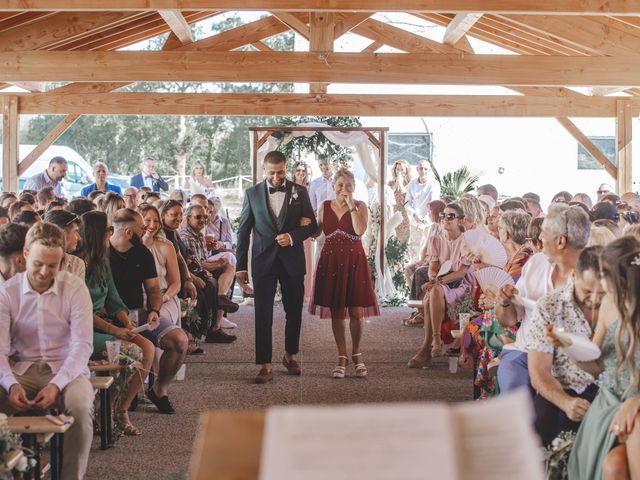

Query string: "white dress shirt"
[[0, 271, 94, 392], [308, 175, 336, 213], [405, 178, 433, 223], [267, 180, 287, 218], [502, 252, 556, 353], [143, 175, 154, 189]]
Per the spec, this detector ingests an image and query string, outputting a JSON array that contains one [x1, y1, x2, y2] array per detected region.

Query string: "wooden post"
[[378, 130, 387, 277], [616, 99, 633, 194], [251, 130, 259, 185], [2, 96, 19, 193]]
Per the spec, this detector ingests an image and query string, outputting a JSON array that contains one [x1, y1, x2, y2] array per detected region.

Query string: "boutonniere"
[[289, 186, 299, 204]]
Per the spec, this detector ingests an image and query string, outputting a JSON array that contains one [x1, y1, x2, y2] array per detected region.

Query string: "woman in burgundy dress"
[[309, 168, 379, 379]]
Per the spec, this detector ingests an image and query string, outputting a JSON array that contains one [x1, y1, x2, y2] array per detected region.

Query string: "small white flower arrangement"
[[289, 186, 299, 204]]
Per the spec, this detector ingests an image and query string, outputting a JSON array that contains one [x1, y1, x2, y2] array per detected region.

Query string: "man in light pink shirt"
[[0, 222, 94, 480]]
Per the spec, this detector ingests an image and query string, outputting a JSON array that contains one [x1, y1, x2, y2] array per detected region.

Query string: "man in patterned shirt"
[[527, 246, 605, 446]]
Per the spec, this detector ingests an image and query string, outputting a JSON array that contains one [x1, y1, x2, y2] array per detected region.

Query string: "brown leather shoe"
[[255, 367, 273, 384], [282, 355, 302, 375]]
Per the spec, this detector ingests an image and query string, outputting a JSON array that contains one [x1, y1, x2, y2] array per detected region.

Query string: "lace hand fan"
[[551, 329, 602, 362], [437, 260, 453, 278], [463, 228, 508, 268], [474, 266, 514, 293]]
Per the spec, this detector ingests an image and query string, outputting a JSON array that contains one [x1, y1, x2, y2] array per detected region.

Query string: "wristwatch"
[[150, 308, 161, 316]]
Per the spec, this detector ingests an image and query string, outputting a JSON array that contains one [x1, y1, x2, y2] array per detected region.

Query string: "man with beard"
[[24, 157, 68, 197], [526, 246, 606, 446], [109, 208, 188, 414]]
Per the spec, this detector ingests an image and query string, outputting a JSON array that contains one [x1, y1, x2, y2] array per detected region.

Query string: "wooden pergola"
[[2, 1, 640, 193]]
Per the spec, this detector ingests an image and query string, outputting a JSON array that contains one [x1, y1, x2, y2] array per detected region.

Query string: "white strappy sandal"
[[333, 356, 348, 379], [352, 353, 368, 378]]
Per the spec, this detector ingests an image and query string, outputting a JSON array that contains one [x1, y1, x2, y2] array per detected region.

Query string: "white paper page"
[[453, 390, 544, 480], [260, 403, 458, 480]]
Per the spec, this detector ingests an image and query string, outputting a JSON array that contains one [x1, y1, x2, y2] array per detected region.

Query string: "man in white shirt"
[[0, 223, 28, 286], [405, 160, 433, 260], [0, 222, 94, 480], [308, 156, 335, 214], [495, 203, 590, 395]]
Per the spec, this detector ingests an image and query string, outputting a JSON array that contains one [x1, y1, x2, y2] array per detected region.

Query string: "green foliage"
[[429, 162, 482, 198], [274, 116, 362, 165], [385, 236, 409, 298]]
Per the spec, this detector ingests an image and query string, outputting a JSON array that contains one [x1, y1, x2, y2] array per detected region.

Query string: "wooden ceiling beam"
[[270, 11, 309, 39], [443, 13, 483, 45], [3, 51, 640, 86], [353, 18, 459, 53], [333, 12, 371, 39], [158, 9, 193, 44], [309, 12, 334, 94], [9, 92, 627, 117], [2, 1, 640, 15], [0, 11, 54, 33]]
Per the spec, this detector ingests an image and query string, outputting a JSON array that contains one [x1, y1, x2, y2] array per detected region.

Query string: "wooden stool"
[[8, 416, 74, 480], [90, 376, 114, 450]]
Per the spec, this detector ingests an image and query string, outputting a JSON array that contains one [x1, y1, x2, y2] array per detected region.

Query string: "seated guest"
[[66, 198, 96, 217], [44, 210, 85, 279], [486, 205, 501, 237], [587, 225, 617, 247], [36, 187, 56, 213], [24, 156, 68, 196], [593, 219, 623, 238], [408, 202, 471, 366], [110, 208, 188, 414], [528, 217, 544, 253], [0, 222, 94, 479], [0, 223, 28, 284], [96, 191, 125, 219], [8, 201, 33, 220], [45, 199, 65, 214], [596, 183, 614, 202], [477, 184, 498, 202], [122, 187, 138, 210], [566, 237, 640, 480], [169, 189, 188, 205], [552, 191, 573, 204], [80, 162, 122, 197], [18, 192, 36, 208], [0, 193, 17, 210], [80, 211, 153, 435], [527, 246, 604, 446], [136, 186, 151, 205], [130, 157, 168, 193], [160, 201, 234, 345], [601, 193, 621, 206], [11, 210, 41, 227], [142, 191, 161, 205], [204, 196, 236, 264], [526, 198, 544, 218], [592, 202, 620, 223], [495, 204, 591, 394], [571, 193, 593, 209], [0, 207, 9, 226], [87, 190, 105, 203], [139, 204, 181, 326]]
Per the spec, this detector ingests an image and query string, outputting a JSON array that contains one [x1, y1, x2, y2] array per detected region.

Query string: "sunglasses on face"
[[65, 214, 79, 227], [439, 212, 459, 221], [597, 190, 609, 195], [191, 214, 209, 221]]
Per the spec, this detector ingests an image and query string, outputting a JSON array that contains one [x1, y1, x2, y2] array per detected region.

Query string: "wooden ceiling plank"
[[361, 40, 383, 53], [251, 41, 274, 51], [9, 92, 624, 117], [3, 51, 640, 86], [158, 9, 193, 44], [0, 11, 54, 33], [504, 14, 640, 56], [309, 12, 334, 94], [270, 11, 309, 39], [443, 13, 483, 45], [2, 1, 640, 15]]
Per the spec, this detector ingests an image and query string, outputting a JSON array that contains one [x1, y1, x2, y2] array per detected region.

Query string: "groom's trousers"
[[253, 258, 305, 365]]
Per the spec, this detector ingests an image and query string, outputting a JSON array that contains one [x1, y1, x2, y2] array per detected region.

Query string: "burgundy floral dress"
[[309, 200, 380, 320]]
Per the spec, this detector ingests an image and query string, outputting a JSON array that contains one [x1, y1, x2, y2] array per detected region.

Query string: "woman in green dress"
[[565, 236, 640, 480], [79, 210, 155, 436]]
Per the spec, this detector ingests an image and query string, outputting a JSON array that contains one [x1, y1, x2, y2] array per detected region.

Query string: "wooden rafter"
[[270, 11, 309, 39], [309, 12, 334, 94], [3, 51, 640, 86], [616, 99, 633, 192], [158, 9, 193, 44], [7, 92, 630, 117], [443, 13, 483, 45], [333, 12, 371, 39], [556, 116, 617, 178], [2, 1, 640, 15], [353, 18, 459, 53], [1, 95, 19, 193]]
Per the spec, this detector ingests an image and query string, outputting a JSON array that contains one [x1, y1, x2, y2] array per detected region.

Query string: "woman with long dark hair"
[[79, 210, 154, 436]]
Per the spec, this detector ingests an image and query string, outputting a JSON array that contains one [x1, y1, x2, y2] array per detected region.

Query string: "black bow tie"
[[269, 185, 286, 194]]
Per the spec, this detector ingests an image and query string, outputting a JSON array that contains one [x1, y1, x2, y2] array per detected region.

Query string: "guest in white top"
[[405, 160, 434, 260], [0, 222, 94, 480], [0, 223, 28, 286], [185, 161, 215, 196], [494, 203, 591, 394], [308, 156, 336, 214]]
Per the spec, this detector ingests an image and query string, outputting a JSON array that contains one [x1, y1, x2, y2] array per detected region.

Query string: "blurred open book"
[[260, 390, 543, 480]]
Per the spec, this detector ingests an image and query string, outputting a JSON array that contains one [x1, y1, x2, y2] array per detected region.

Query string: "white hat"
[[478, 194, 496, 211]]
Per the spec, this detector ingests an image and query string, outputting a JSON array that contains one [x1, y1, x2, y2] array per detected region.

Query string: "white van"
[[0, 145, 94, 198]]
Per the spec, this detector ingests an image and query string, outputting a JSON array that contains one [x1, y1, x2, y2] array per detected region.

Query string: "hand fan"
[[473, 266, 515, 292], [437, 259, 452, 278], [554, 331, 602, 361], [463, 228, 508, 268]]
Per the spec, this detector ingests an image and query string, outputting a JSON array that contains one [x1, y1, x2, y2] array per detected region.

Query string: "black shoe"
[[147, 387, 175, 414], [205, 329, 237, 344], [217, 296, 239, 314]]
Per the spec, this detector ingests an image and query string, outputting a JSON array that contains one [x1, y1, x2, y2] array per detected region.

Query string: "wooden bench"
[[8, 415, 74, 480], [90, 376, 114, 450]]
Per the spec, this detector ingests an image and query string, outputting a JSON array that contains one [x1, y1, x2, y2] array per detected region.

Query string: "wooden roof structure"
[[1, 1, 639, 193]]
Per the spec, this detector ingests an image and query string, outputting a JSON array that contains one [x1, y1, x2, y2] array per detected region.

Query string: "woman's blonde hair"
[[390, 159, 411, 190], [586, 225, 617, 247], [333, 168, 355, 184], [191, 161, 206, 177], [459, 195, 486, 227]]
